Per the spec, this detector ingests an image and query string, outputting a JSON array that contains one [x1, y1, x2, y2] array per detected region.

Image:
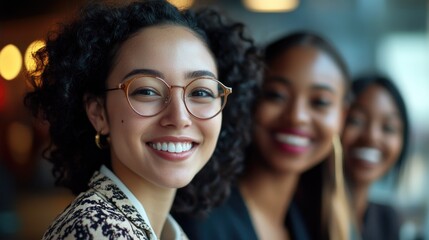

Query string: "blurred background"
[[0, 0, 428, 239]]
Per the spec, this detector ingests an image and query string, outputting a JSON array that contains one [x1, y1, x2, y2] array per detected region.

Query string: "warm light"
[[243, 0, 299, 12], [0, 44, 22, 81], [167, 0, 194, 9], [25, 40, 45, 73], [0, 80, 5, 111], [7, 122, 33, 165]]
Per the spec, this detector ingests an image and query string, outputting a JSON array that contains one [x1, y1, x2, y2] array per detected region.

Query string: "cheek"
[[106, 94, 135, 126], [107, 98, 146, 143], [386, 135, 403, 162], [320, 109, 343, 138], [254, 103, 283, 126], [202, 117, 222, 149], [341, 126, 360, 149]]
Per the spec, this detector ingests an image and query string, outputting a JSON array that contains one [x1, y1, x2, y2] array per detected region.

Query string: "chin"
[[159, 175, 194, 189]]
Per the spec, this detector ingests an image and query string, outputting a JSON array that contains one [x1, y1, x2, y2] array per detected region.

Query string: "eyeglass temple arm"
[[220, 87, 232, 97]]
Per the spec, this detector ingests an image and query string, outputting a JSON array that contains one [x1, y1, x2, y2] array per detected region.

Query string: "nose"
[[159, 88, 192, 128], [285, 97, 310, 126], [363, 121, 382, 146]]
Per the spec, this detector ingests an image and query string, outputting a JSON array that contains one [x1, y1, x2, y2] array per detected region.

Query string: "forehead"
[[265, 46, 345, 93], [354, 84, 400, 114], [109, 25, 217, 83]]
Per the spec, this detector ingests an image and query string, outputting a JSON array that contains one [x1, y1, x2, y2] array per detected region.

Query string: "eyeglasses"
[[105, 75, 232, 120]]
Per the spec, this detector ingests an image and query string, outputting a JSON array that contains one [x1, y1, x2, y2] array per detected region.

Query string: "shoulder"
[[368, 201, 402, 221], [42, 190, 148, 240], [363, 201, 402, 239], [175, 187, 258, 240]]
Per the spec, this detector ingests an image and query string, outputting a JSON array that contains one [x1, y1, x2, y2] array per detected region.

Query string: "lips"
[[352, 147, 382, 164]]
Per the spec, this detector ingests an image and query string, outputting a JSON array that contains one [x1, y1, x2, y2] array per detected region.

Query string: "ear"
[[84, 94, 109, 134]]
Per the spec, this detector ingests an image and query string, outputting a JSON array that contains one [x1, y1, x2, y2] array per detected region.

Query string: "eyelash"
[[311, 98, 331, 108], [383, 124, 398, 134], [346, 117, 399, 135], [346, 116, 364, 127], [262, 90, 287, 102]]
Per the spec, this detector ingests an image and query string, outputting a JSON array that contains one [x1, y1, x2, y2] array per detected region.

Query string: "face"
[[253, 46, 346, 174], [342, 84, 403, 186], [87, 25, 221, 190]]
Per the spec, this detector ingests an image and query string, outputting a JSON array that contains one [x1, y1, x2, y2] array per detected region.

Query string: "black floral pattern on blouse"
[[42, 171, 185, 240]]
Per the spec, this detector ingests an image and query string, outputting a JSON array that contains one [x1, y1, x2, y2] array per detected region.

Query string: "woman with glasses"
[[177, 31, 352, 240], [342, 74, 409, 240], [24, 1, 261, 239]]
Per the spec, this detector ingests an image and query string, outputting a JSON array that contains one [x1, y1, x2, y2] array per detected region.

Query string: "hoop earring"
[[95, 132, 110, 149]]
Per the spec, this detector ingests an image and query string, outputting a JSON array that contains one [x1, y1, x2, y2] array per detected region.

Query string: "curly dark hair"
[[24, 0, 262, 216]]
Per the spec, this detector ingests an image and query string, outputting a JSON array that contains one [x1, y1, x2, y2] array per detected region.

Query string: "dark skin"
[[342, 84, 404, 229], [240, 45, 346, 240]]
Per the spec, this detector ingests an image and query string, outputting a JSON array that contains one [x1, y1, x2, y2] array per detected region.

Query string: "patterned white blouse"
[[42, 166, 188, 240]]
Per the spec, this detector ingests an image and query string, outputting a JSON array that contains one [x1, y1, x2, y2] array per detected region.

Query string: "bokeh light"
[[243, 0, 299, 12], [24, 40, 45, 73], [167, 0, 194, 9], [7, 122, 33, 165], [0, 44, 22, 81]]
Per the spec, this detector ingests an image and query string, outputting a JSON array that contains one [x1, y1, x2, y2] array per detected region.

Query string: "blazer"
[[42, 171, 187, 240], [175, 186, 310, 240], [361, 202, 402, 240]]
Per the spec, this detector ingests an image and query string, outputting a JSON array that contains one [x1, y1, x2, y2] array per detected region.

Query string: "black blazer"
[[361, 202, 402, 240], [175, 186, 310, 240]]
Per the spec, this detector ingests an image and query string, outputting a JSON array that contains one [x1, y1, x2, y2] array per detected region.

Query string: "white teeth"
[[275, 133, 310, 147], [168, 142, 175, 152], [151, 142, 192, 153], [352, 147, 381, 164]]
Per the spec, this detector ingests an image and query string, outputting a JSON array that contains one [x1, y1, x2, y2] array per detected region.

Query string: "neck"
[[350, 182, 370, 229], [112, 161, 176, 238], [240, 161, 299, 224]]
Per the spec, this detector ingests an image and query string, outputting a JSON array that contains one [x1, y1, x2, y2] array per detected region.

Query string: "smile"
[[275, 133, 310, 147], [352, 147, 382, 164], [150, 142, 193, 153]]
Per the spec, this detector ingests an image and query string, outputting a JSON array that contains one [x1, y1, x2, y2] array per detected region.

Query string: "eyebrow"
[[385, 112, 402, 121], [185, 70, 217, 79], [123, 69, 165, 80], [123, 69, 217, 81], [266, 76, 336, 93], [312, 83, 336, 93]]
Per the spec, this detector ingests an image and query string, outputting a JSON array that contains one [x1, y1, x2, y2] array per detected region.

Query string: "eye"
[[189, 88, 215, 98], [262, 89, 288, 102], [130, 87, 160, 97], [311, 98, 332, 108], [346, 115, 364, 128], [382, 123, 399, 134]]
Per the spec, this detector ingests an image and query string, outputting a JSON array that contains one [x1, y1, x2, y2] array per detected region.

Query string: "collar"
[[91, 165, 183, 240]]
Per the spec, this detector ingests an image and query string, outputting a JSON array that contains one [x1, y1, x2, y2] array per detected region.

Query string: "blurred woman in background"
[[177, 31, 352, 240], [342, 74, 409, 240]]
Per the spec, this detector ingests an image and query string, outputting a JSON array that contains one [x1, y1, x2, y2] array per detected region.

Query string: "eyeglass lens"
[[126, 76, 226, 119]]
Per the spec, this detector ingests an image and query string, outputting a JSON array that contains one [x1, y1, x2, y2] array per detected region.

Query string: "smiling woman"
[[342, 74, 409, 240], [176, 31, 351, 240], [23, 0, 261, 239]]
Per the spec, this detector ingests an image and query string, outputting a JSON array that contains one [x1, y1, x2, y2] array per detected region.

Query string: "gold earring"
[[95, 132, 109, 149], [330, 134, 351, 240], [332, 134, 344, 190]]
